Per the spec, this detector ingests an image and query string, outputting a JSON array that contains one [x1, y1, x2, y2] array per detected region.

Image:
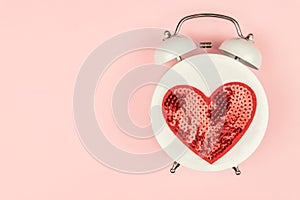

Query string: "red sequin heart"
[[162, 82, 257, 164]]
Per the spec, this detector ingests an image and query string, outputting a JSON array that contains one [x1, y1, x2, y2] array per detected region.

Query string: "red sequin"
[[162, 82, 257, 164]]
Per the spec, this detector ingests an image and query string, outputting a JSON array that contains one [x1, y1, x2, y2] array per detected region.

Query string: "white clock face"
[[150, 54, 269, 172]]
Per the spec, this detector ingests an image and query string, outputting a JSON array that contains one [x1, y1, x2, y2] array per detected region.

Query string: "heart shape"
[[162, 82, 257, 164]]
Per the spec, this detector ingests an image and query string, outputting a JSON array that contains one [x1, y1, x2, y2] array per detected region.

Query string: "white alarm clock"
[[150, 13, 268, 175]]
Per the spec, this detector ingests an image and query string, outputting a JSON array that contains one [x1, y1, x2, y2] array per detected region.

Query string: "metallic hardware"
[[173, 13, 252, 40], [199, 42, 213, 48], [232, 166, 241, 175], [246, 33, 254, 41], [164, 30, 172, 40], [176, 56, 182, 62], [170, 161, 180, 173]]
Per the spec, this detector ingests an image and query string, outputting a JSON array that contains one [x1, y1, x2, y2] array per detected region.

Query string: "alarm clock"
[[150, 13, 268, 175]]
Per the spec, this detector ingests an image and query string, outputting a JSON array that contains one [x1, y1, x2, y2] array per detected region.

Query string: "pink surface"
[[1, 0, 299, 199]]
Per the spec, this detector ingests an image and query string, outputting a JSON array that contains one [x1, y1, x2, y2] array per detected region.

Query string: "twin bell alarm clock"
[[150, 13, 268, 175]]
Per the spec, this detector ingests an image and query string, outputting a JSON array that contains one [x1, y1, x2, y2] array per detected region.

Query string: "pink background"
[[1, 0, 300, 199]]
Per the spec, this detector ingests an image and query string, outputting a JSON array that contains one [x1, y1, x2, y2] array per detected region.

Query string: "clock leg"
[[232, 166, 241, 175], [170, 161, 180, 173]]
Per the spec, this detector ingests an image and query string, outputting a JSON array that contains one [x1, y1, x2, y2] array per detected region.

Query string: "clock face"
[[150, 54, 268, 171]]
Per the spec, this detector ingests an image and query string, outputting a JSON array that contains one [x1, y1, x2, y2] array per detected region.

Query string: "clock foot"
[[170, 161, 180, 173], [232, 166, 241, 175]]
